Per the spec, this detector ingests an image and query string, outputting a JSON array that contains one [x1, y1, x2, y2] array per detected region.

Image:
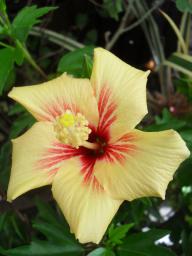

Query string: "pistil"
[[82, 141, 100, 150]]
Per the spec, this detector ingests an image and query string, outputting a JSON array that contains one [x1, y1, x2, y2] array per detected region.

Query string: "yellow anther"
[[59, 112, 75, 127], [54, 110, 91, 148]]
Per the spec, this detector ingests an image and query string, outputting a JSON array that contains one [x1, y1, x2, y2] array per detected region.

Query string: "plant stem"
[[0, 41, 13, 48], [16, 40, 48, 80], [30, 29, 75, 51], [105, 0, 134, 50], [123, 0, 163, 33], [30, 27, 84, 50], [105, 0, 163, 51]]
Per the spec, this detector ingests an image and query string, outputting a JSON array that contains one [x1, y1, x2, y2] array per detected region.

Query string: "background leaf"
[[11, 5, 57, 42], [176, 0, 192, 13], [57, 46, 93, 77], [0, 241, 83, 256], [107, 223, 134, 246]]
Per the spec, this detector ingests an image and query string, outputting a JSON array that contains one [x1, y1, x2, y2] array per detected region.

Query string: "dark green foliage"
[[145, 108, 187, 131], [106, 223, 134, 246], [0, 48, 15, 94], [87, 247, 115, 256], [0, 200, 84, 256], [8, 104, 35, 139], [176, 0, 192, 13], [117, 229, 176, 256], [102, 0, 123, 20], [0, 0, 6, 13], [11, 5, 57, 43], [0, 4, 56, 94]]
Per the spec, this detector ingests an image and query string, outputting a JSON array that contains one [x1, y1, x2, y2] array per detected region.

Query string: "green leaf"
[[0, 47, 15, 94], [103, 0, 123, 20], [0, 241, 83, 256], [14, 45, 24, 65], [108, 223, 134, 246], [88, 248, 115, 256], [11, 5, 57, 42], [117, 229, 176, 256], [82, 53, 93, 78], [176, 0, 192, 13], [57, 46, 93, 77]]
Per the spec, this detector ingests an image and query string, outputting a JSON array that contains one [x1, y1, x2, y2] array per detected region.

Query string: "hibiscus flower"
[[7, 48, 189, 244]]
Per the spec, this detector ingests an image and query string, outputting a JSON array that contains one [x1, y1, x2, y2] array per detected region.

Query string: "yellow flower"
[[7, 48, 190, 244]]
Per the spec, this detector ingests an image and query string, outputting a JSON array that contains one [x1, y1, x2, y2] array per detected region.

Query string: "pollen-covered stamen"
[[54, 110, 98, 149]]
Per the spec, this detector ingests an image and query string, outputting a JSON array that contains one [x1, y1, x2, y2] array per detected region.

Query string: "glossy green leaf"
[[117, 229, 176, 256], [57, 46, 93, 77], [11, 5, 57, 42], [0, 241, 83, 256]]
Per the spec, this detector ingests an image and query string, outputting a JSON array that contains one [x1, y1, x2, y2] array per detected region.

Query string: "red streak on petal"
[[78, 148, 103, 191], [117, 133, 137, 142], [48, 167, 59, 177], [97, 86, 117, 139], [37, 143, 78, 174], [41, 101, 78, 121]]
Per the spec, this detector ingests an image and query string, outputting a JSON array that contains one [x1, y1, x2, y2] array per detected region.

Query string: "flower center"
[[54, 110, 98, 150]]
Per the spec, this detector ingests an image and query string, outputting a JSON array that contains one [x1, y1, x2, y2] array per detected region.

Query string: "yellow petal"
[[8, 122, 63, 201], [52, 158, 122, 244], [95, 129, 190, 200], [91, 48, 149, 142], [9, 74, 99, 127]]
